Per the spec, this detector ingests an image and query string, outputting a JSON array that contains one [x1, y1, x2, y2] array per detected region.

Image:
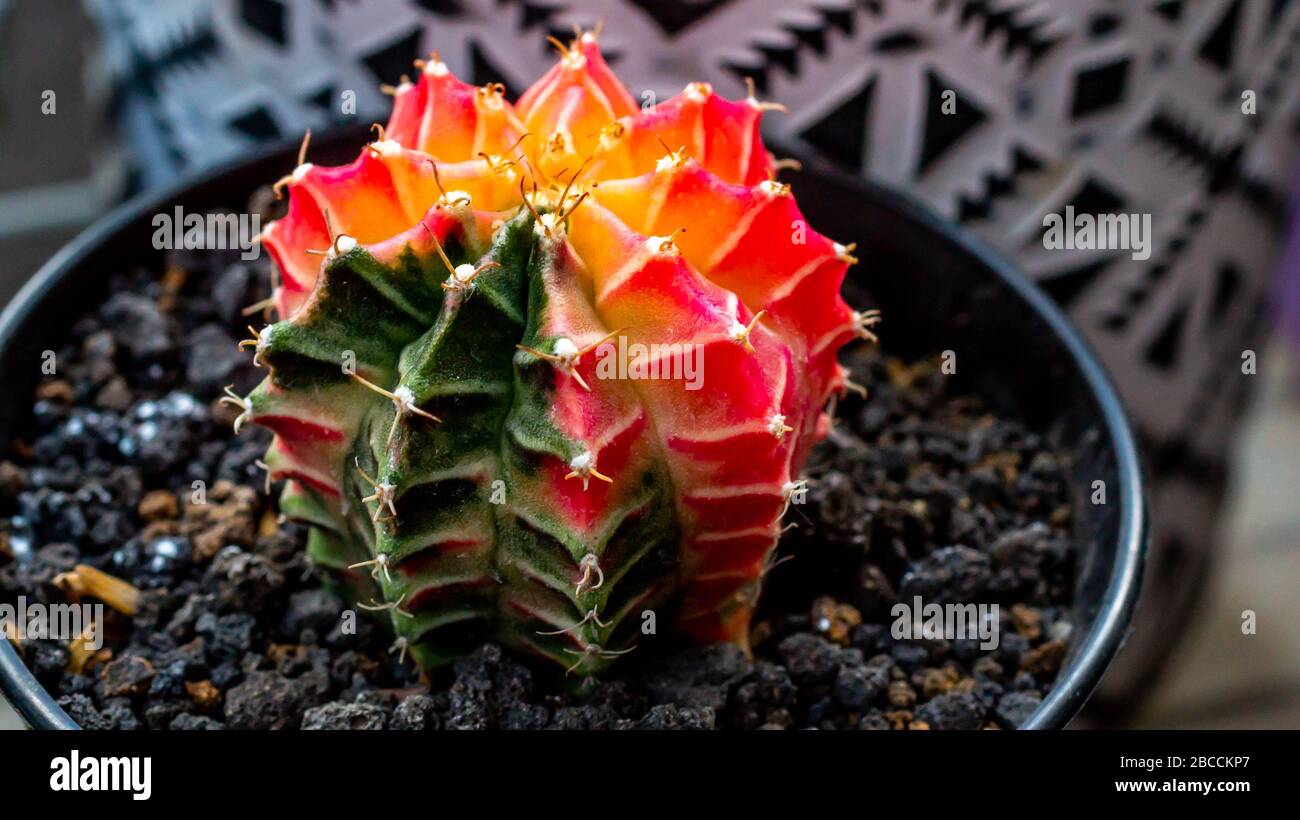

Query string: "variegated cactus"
[[226, 31, 873, 676]]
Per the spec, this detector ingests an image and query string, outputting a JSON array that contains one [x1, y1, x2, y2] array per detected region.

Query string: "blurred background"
[[0, 0, 1296, 728]]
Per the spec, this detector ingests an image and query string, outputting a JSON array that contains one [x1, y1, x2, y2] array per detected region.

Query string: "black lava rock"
[[913, 692, 985, 730], [391, 694, 441, 731], [103, 293, 171, 359], [169, 713, 224, 730], [301, 702, 388, 730], [56, 694, 111, 730], [279, 588, 343, 640], [777, 633, 843, 685], [899, 545, 992, 603], [995, 691, 1043, 728], [637, 704, 715, 730], [185, 324, 243, 394], [224, 671, 304, 730]]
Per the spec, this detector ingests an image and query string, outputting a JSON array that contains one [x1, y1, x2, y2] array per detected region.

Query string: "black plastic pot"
[[0, 131, 1146, 729]]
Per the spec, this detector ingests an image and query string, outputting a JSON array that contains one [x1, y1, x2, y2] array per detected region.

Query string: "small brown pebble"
[[810, 596, 862, 645], [885, 356, 931, 389], [908, 720, 931, 730], [258, 508, 279, 537], [99, 655, 156, 697], [972, 656, 1004, 681], [0, 532, 11, 562], [67, 625, 109, 675], [95, 376, 132, 411], [138, 489, 179, 522], [2, 619, 21, 653], [82, 329, 116, 358], [882, 709, 913, 730], [266, 643, 306, 664], [915, 666, 960, 698], [35, 380, 74, 404], [1020, 639, 1067, 676], [1010, 603, 1043, 640], [183, 482, 259, 561], [978, 451, 1021, 484], [1049, 504, 1071, 527], [762, 707, 793, 730], [192, 522, 249, 562], [0, 461, 26, 495], [158, 264, 188, 311], [749, 620, 773, 648], [185, 679, 222, 710], [887, 680, 916, 709], [209, 479, 238, 503]]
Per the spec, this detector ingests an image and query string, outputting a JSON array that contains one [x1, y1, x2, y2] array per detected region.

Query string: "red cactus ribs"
[[227, 30, 876, 675]]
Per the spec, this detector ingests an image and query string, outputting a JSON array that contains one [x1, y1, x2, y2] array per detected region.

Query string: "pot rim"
[[0, 132, 1146, 731]]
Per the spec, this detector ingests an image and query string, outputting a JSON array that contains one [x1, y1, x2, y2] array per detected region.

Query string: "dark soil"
[[0, 239, 1076, 730]]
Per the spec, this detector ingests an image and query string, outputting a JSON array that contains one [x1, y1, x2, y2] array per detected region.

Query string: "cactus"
[[231, 31, 869, 676]]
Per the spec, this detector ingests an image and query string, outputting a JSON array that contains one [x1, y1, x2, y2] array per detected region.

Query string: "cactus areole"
[[236, 31, 871, 676]]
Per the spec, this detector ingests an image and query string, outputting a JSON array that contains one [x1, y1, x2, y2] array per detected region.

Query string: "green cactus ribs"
[[243, 200, 680, 675]]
